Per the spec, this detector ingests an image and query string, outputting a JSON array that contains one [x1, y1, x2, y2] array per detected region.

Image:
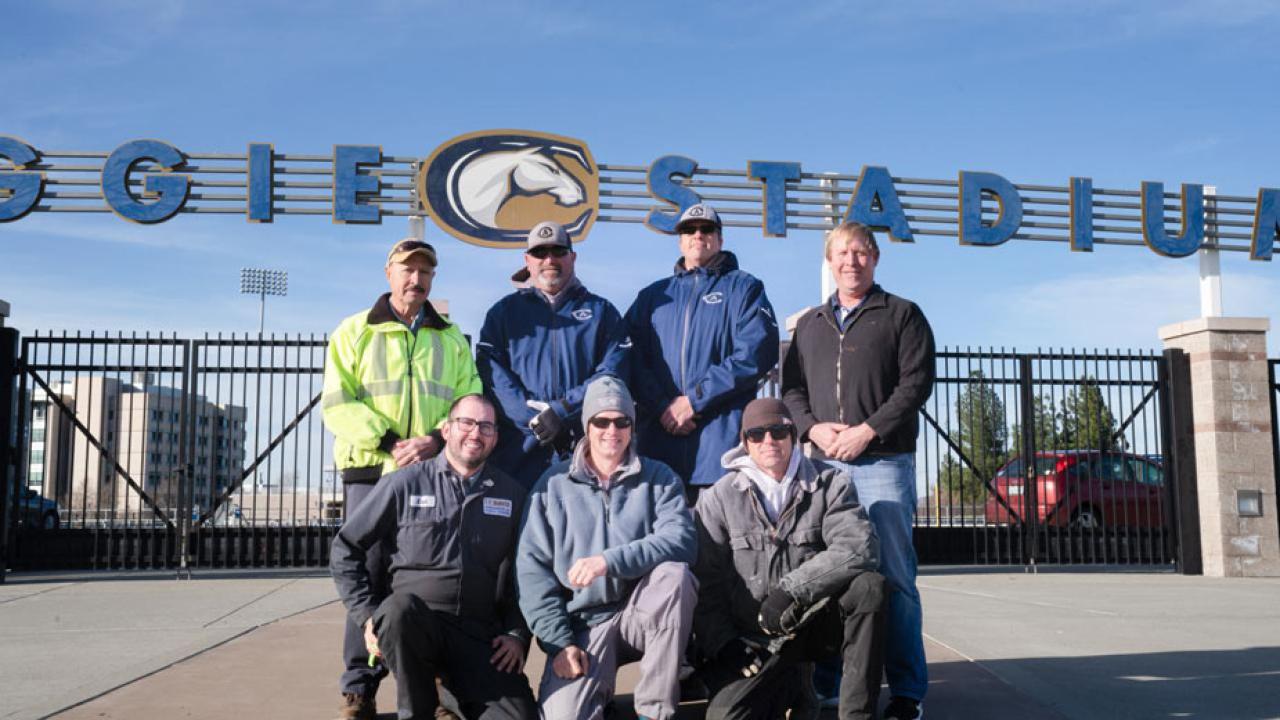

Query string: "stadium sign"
[[0, 130, 1276, 260]]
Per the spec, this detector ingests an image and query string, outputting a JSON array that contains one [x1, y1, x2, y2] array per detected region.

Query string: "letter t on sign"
[[748, 161, 801, 237]]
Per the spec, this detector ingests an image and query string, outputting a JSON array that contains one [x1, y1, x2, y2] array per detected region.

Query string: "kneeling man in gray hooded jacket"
[[694, 398, 886, 720], [517, 375, 698, 720]]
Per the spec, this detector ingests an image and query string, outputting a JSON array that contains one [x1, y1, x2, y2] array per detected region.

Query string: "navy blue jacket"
[[477, 281, 630, 487], [625, 251, 779, 487]]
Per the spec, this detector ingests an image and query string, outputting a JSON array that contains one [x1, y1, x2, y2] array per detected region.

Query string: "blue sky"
[[4, 0, 1280, 353]]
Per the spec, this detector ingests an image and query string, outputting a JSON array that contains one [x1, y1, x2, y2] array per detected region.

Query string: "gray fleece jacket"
[[516, 441, 696, 654], [692, 445, 879, 657]]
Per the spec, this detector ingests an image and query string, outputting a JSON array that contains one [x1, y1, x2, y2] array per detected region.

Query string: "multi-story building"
[[28, 374, 246, 521]]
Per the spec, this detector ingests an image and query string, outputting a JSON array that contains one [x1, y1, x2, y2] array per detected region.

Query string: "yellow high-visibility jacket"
[[322, 293, 482, 481]]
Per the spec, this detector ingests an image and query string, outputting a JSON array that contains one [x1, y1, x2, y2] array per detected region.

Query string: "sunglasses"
[[681, 223, 719, 235], [588, 416, 634, 430], [744, 424, 794, 443], [528, 246, 570, 259]]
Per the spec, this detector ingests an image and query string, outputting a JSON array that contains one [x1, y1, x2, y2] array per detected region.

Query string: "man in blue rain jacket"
[[477, 221, 631, 488], [625, 203, 780, 496]]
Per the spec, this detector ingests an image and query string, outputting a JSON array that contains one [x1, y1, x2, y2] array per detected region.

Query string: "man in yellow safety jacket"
[[323, 237, 482, 720]]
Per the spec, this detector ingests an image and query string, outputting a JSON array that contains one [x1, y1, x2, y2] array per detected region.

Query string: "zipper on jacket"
[[821, 312, 847, 425], [679, 272, 701, 391], [405, 328, 418, 435]]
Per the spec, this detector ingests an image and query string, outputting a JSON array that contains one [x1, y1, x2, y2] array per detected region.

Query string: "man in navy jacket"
[[625, 204, 780, 497], [478, 221, 631, 488]]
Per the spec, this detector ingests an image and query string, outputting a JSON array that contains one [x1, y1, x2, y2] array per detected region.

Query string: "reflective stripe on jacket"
[[322, 293, 482, 478]]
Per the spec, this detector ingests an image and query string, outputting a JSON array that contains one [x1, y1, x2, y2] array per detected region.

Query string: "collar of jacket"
[[520, 277, 586, 310], [816, 284, 887, 320], [673, 250, 738, 277], [367, 292, 450, 330], [567, 438, 642, 487], [720, 443, 821, 494], [429, 452, 497, 494]]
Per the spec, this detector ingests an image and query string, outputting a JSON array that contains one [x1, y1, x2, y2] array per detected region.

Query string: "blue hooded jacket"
[[477, 281, 631, 487], [625, 251, 779, 487]]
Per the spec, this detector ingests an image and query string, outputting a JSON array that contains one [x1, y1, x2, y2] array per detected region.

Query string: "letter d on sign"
[[959, 171, 1023, 246]]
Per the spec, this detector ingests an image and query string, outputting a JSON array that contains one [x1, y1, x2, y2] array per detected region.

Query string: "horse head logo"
[[420, 130, 599, 248]]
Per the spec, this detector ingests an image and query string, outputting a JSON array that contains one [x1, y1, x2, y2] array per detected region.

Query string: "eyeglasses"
[[528, 246, 570, 260], [744, 424, 794, 443], [681, 223, 719, 236], [450, 416, 497, 437], [588, 416, 633, 430]]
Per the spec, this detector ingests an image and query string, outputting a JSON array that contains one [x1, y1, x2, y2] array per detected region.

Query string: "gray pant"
[[537, 562, 698, 720]]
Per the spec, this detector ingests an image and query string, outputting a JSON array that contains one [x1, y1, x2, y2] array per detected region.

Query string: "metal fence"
[[3, 335, 1182, 571], [7, 332, 335, 570], [915, 349, 1176, 566]]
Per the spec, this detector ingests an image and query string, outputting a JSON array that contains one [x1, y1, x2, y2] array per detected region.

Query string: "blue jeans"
[[819, 453, 927, 702]]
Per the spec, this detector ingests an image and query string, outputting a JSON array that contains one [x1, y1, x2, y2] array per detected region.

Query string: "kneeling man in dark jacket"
[[331, 394, 536, 720], [693, 398, 886, 720]]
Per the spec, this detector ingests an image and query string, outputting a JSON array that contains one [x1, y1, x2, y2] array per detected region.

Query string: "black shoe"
[[883, 696, 923, 720]]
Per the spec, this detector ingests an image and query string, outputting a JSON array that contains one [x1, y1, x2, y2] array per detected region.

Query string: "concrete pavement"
[[1, 567, 1277, 720]]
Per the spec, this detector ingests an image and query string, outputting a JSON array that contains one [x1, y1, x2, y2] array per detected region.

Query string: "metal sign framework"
[[0, 133, 1276, 259]]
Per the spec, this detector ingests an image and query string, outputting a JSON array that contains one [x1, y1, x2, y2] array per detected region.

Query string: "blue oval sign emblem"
[[419, 130, 599, 248]]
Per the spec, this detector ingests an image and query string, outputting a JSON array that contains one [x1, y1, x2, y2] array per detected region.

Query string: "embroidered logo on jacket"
[[702, 291, 725, 305], [409, 495, 436, 508], [572, 308, 593, 321]]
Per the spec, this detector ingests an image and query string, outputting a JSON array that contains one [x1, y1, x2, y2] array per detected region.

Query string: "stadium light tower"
[[239, 268, 287, 335]]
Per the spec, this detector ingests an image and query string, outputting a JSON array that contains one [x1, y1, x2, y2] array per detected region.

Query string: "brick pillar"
[[1159, 317, 1280, 577]]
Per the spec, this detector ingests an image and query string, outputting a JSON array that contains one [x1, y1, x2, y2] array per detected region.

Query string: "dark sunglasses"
[[744, 424, 794, 443], [681, 223, 719, 235], [528, 246, 570, 259], [588, 415, 634, 430]]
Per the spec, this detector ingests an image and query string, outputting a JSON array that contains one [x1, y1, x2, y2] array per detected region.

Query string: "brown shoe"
[[339, 692, 376, 720], [434, 706, 461, 720]]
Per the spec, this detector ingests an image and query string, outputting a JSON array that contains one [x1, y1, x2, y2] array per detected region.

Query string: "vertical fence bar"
[[1270, 360, 1280, 563], [0, 324, 18, 583], [1018, 354, 1037, 568], [1161, 348, 1202, 574]]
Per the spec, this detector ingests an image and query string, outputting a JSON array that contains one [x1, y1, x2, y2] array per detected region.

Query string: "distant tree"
[[1011, 394, 1059, 457], [938, 370, 1008, 505], [1059, 378, 1119, 451]]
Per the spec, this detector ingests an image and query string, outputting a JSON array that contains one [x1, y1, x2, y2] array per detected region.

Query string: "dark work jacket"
[[476, 281, 630, 488], [781, 285, 935, 455], [330, 453, 529, 641], [693, 447, 878, 658], [625, 251, 779, 486]]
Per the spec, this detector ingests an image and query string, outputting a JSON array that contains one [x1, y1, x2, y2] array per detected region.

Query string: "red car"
[[983, 451, 1168, 529]]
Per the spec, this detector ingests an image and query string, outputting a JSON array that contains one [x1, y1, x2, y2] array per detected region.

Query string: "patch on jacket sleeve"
[[483, 497, 513, 517], [409, 495, 436, 508]]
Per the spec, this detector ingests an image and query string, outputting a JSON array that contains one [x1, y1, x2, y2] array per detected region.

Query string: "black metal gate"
[[4, 334, 1190, 571], [6, 332, 332, 570], [914, 348, 1180, 567]]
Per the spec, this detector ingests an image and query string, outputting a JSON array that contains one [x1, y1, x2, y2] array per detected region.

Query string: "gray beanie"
[[581, 375, 635, 430]]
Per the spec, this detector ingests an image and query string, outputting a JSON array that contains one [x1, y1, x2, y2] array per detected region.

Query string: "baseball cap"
[[675, 203, 722, 233], [512, 221, 573, 283], [386, 238, 438, 267]]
